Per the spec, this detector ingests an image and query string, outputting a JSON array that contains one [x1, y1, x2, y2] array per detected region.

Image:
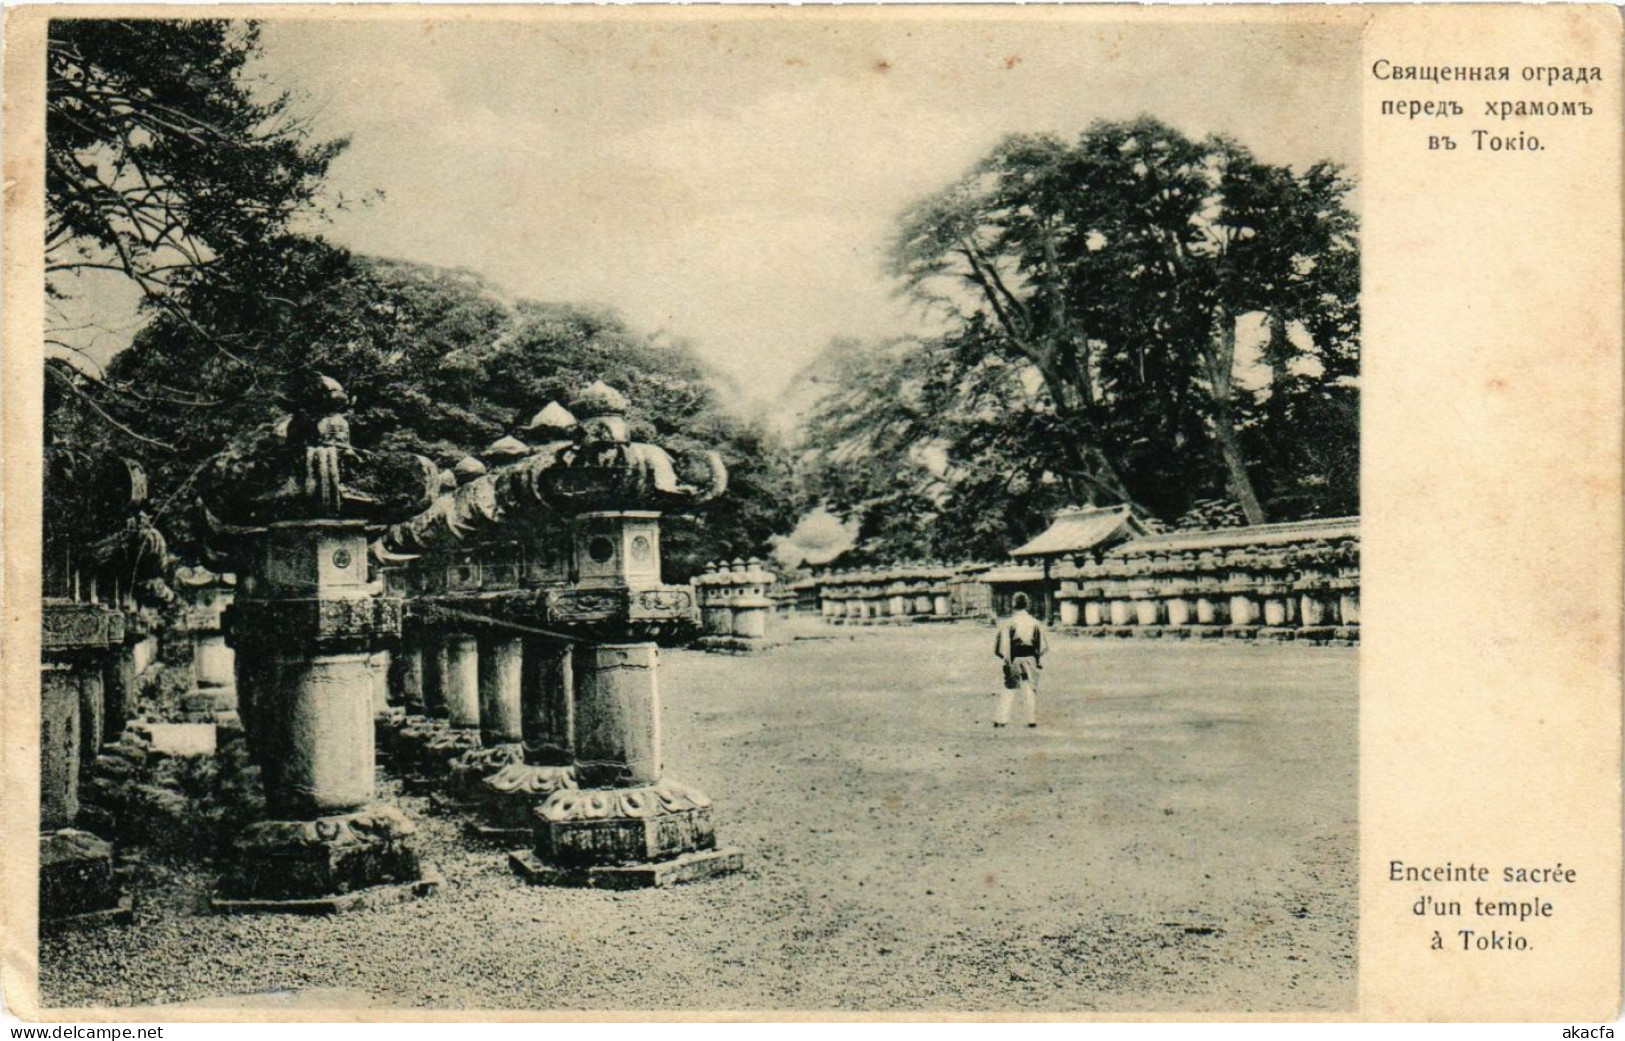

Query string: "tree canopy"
[[44, 18, 352, 566], [94, 249, 798, 579], [46, 20, 348, 365], [797, 117, 1359, 562], [43, 21, 794, 578]]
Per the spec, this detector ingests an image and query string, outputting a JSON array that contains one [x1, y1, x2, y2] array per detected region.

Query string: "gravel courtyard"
[[40, 622, 1356, 1013]]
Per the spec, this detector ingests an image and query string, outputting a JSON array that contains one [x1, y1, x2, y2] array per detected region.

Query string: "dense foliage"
[[90, 249, 798, 579], [45, 26, 1353, 579], [795, 118, 1359, 563], [44, 20, 794, 579], [44, 18, 349, 566], [46, 20, 348, 364]]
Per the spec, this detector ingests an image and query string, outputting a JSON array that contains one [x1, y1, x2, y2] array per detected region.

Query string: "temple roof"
[[1111, 516, 1359, 556], [1009, 505, 1148, 559]]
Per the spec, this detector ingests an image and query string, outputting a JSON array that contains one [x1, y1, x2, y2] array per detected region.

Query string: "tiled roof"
[[1112, 516, 1359, 556], [1009, 505, 1148, 558]]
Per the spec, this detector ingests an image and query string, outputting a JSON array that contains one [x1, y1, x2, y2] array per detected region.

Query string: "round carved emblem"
[[331, 549, 352, 569], [631, 535, 652, 562]]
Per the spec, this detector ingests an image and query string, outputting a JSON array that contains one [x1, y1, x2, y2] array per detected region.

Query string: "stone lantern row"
[[379, 621, 579, 838], [361, 379, 740, 887], [1052, 535, 1360, 642], [174, 373, 742, 912], [691, 557, 777, 651], [39, 375, 745, 925], [38, 456, 177, 930], [815, 564, 959, 624], [371, 537, 578, 835]]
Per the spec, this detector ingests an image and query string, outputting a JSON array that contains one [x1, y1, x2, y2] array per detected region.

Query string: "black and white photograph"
[[5, 4, 1619, 1024]]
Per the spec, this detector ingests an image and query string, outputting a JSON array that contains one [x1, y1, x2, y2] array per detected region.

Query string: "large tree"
[[794, 329, 1080, 564], [46, 19, 347, 366], [890, 117, 1359, 526], [794, 337, 950, 563], [43, 20, 798, 575], [44, 18, 352, 550]]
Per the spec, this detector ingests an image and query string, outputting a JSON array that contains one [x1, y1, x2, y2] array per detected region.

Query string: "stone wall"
[[1054, 518, 1359, 643], [814, 564, 962, 625], [801, 517, 1360, 644]]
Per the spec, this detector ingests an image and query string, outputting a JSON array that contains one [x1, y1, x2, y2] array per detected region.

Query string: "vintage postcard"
[[2, 3, 1620, 1023]]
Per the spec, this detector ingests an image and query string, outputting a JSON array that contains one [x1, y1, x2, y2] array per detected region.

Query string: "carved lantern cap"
[[569, 381, 629, 419], [200, 373, 438, 529], [484, 435, 530, 460], [453, 455, 489, 482], [279, 372, 348, 413], [525, 401, 578, 432]]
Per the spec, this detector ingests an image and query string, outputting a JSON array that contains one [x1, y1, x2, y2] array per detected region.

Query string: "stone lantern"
[[376, 402, 586, 835], [202, 374, 441, 911], [174, 565, 238, 721], [731, 558, 775, 642], [697, 560, 731, 636], [40, 601, 132, 930], [511, 380, 742, 886]]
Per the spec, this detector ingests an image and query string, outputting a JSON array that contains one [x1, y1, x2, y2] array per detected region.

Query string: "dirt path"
[[40, 622, 1356, 1013]]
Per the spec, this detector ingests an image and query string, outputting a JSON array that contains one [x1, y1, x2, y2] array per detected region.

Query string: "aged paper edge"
[[3, 2, 1621, 1023]]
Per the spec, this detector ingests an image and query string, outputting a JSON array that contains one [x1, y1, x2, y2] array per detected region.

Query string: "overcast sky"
[[71, 13, 1361, 413]]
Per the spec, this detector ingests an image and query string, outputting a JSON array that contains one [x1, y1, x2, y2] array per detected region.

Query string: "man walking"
[[994, 592, 1046, 728]]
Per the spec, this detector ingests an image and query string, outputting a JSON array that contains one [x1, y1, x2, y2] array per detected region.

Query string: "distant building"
[[990, 505, 1150, 620]]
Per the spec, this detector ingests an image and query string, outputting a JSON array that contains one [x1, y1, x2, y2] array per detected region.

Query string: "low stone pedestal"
[[469, 637, 578, 842], [40, 829, 132, 932], [511, 781, 740, 888], [447, 743, 526, 803], [391, 715, 449, 773], [694, 634, 775, 654], [412, 727, 480, 790], [213, 804, 438, 912], [511, 846, 743, 889], [507, 639, 741, 888], [438, 632, 532, 810], [472, 762, 577, 843]]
